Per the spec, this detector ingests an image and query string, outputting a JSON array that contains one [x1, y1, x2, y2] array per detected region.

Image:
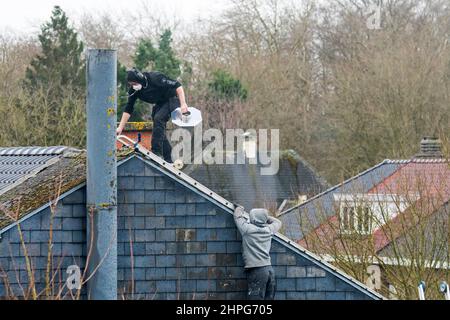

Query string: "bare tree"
[[316, 0, 450, 182], [0, 32, 39, 95], [76, 11, 134, 66]]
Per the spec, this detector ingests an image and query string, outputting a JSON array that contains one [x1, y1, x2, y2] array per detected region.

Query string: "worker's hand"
[[233, 203, 244, 210], [181, 103, 189, 114], [233, 205, 245, 219], [116, 126, 123, 135], [233, 203, 244, 213]]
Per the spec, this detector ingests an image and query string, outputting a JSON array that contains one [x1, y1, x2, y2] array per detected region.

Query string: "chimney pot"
[[415, 136, 443, 159]]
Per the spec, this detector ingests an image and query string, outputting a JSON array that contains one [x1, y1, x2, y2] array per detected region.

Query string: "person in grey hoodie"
[[234, 205, 282, 300]]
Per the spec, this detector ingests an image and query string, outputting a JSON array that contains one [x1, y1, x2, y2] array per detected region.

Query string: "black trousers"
[[151, 97, 180, 163], [245, 266, 276, 300]]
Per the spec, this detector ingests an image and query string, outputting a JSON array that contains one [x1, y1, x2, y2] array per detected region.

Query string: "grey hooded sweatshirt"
[[234, 206, 282, 269]]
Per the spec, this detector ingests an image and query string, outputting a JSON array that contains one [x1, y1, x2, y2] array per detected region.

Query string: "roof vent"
[[415, 137, 443, 159]]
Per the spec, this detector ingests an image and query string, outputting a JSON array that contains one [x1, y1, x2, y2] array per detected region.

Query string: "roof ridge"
[[0, 146, 78, 156], [384, 158, 448, 164], [280, 149, 330, 188], [278, 160, 391, 216]]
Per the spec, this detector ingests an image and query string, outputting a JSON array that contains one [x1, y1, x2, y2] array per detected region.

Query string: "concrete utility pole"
[[86, 49, 118, 300]]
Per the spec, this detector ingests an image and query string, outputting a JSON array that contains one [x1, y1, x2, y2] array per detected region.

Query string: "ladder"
[[117, 135, 237, 212]]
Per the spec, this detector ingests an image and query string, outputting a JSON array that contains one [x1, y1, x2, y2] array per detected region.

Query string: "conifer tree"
[[25, 6, 85, 91]]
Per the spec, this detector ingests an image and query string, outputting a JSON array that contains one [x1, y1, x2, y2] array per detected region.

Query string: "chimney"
[[86, 49, 117, 300], [116, 122, 153, 150], [242, 131, 257, 159], [415, 136, 444, 159]]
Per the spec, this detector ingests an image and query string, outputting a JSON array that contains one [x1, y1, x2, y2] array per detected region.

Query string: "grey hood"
[[234, 206, 283, 268], [249, 208, 269, 226]]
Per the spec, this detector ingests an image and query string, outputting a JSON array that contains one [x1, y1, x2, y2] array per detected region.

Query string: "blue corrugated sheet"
[[0, 146, 71, 193]]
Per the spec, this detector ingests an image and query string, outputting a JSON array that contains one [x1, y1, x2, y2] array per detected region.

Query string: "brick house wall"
[[116, 122, 153, 151], [0, 156, 378, 300]]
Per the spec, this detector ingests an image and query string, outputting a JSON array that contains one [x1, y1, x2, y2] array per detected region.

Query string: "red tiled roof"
[[368, 162, 449, 197], [300, 161, 450, 254], [369, 162, 449, 252]]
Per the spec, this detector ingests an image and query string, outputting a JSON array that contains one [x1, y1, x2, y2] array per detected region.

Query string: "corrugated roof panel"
[[0, 146, 69, 156], [0, 147, 70, 192]]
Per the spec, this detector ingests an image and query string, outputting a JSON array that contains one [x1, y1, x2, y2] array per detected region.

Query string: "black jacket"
[[124, 71, 181, 115]]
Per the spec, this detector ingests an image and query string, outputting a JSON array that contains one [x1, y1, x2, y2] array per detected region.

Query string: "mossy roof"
[[121, 122, 153, 131], [0, 148, 133, 230], [184, 150, 329, 210]]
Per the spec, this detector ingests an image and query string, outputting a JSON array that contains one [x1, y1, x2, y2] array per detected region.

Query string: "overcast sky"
[[0, 0, 230, 33]]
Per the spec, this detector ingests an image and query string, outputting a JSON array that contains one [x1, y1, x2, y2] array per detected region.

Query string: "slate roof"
[[369, 160, 449, 196], [279, 158, 449, 250], [184, 150, 329, 210], [278, 160, 403, 241], [376, 201, 449, 259], [133, 153, 384, 300]]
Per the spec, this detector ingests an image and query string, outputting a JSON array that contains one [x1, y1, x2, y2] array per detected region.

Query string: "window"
[[340, 204, 372, 234]]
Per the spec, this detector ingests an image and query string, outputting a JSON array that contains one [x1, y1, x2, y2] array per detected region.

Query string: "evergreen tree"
[[155, 30, 182, 79], [133, 39, 157, 71], [133, 29, 181, 79], [25, 6, 85, 91], [117, 61, 147, 121], [118, 29, 187, 121], [208, 69, 248, 101]]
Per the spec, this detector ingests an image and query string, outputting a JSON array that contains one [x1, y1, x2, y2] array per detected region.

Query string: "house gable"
[[279, 161, 402, 242], [0, 154, 382, 300]]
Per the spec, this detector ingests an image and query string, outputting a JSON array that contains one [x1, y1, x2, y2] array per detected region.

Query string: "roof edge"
[[281, 149, 330, 189], [0, 182, 86, 236], [0, 146, 79, 156], [273, 233, 385, 300], [279, 160, 391, 216]]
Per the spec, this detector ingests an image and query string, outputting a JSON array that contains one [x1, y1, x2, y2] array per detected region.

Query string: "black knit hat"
[[126, 68, 145, 83]]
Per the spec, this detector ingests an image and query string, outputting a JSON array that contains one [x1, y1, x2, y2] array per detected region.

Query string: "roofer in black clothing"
[[116, 68, 189, 163]]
